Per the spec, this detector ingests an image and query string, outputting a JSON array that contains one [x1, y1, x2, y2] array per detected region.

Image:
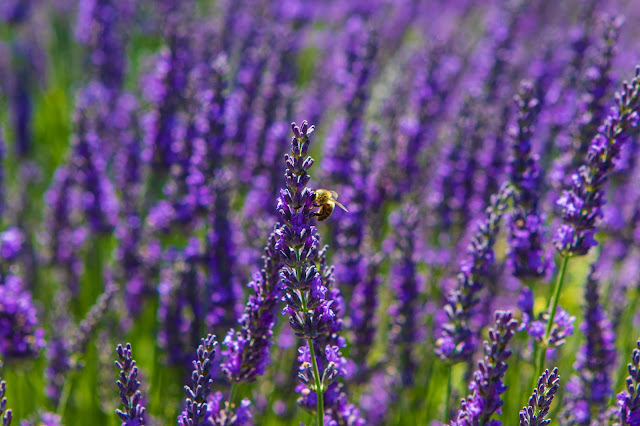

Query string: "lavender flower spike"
[[449, 310, 519, 426], [277, 121, 333, 339], [616, 338, 640, 425], [115, 343, 146, 425], [436, 183, 513, 363], [554, 67, 640, 256], [519, 368, 560, 426], [0, 361, 12, 426], [222, 225, 284, 383], [179, 334, 217, 425]]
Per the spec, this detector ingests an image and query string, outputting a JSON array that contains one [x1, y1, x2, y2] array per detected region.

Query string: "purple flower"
[[0, 274, 45, 359], [616, 338, 640, 425], [519, 368, 560, 426], [201, 391, 252, 426], [115, 343, 146, 425], [221, 225, 284, 383], [554, 67, 640, 256], [178, 334, 217, 425], [0, 362, 12, 426], [520, 306, 575, 349], [19, 412, 62, 426], [561, 265, 616, 424], [449, 310, 519, 426], [0, 228, 23, 262], [507, 81, 548, 279], [277, 121, 333, 339], [387, 205, 423, 386], [436, 183, 513, 363]]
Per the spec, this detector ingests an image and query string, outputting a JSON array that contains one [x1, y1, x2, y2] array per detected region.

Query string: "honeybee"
[[312, 189, 348, 221]]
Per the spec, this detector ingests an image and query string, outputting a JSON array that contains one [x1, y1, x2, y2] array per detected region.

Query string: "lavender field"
[[2, 0, 640, 425]]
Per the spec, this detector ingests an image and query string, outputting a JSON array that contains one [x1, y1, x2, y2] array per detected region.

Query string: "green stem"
[[444, 367, 452, 422], [229, 383, 238, 406], [308, 338, 324, 426], [56, 375, 73, 418], [536, 256, 570, 378]]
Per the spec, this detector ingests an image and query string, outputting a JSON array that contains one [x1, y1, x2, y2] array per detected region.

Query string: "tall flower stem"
[[444, 367, 452, 422], [535, 256, 569, 377], [307, 338, 324, 426], [229, 383, 238, 405]]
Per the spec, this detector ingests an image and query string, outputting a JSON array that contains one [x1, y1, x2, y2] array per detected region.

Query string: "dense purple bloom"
[[387, 205, 423, 386], [75, 0, 134, 92], [115, 343, 146, 425], [0, 362, 12, 426], [506, 81, 548, 279], [0, 228, 23, 262], [554, 67, 640, 256], [221, 225, 284, 383], [519, 305, 575, 349], [157, 242, 205, 367], [436, 183, 513, 363], [561, 265, 616, 425], [519, 368, 560, 426], [616, 338, 640, 425], [277, 121, 333, 339], [449, 310, 519, 426], [178, 334, 217, 425], [0, 273, 45, 359], [178, 334, 253, 426]]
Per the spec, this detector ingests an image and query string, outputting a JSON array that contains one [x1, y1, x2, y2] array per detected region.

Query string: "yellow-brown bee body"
[[313, 189, 348, 221]]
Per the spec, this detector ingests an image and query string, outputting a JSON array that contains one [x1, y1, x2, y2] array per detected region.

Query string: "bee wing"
[[329, 190, 339, 200], [334, 200, 348, 212]]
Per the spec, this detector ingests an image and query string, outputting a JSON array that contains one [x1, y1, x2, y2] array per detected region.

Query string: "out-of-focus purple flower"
[[519, 368, 560, 426], [0, 0, 31, 24], [561, 265, 616, 425], [205, 183, 243, 333], [201, 391, 252, 426], [436, 183, 512, 363], [221, 225, 284, 383], [115, 343, 146, 425], [0, 362, 12, 426], [449, 310, 519, 426], [277, 121, 333, 339], [45, 290, 72, 405], [19, 411, 62, 426], [387, 205, 423, 386], [507, 81, 548, 279], [0, 274, 45, 359], [0, 228, 23, 262], [75, 0, 134, 92], [554, 67, 640, 256], [616, 338, 640, 425], [520, 306, 575, 349], [157, 242, 205, 367]]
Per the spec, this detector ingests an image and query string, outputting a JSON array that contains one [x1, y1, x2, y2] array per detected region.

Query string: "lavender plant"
[[0, 361, 12, 426], [115, 343, 146, 425], [519, 368, 560, 426]]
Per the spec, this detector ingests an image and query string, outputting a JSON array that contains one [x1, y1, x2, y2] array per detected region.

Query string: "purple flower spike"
[[554, 67, 640, 256], [561, 265, 616, 424], [222, 225, 284, 383], [449, 310, 519, 426], [277, 121, 334, 339], [436, 183, 513, 363], [0, 361, 12, 426], [178, 334, 217, 425], [507, 81, 548, 279], [115, 343, 146, 425], [519, 368, 560, 426], [0, 274, 45, 360], [616, 338, 640, 425]]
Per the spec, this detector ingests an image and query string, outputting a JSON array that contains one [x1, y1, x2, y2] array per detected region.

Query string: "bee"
[[312, 189, 348, 221]]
